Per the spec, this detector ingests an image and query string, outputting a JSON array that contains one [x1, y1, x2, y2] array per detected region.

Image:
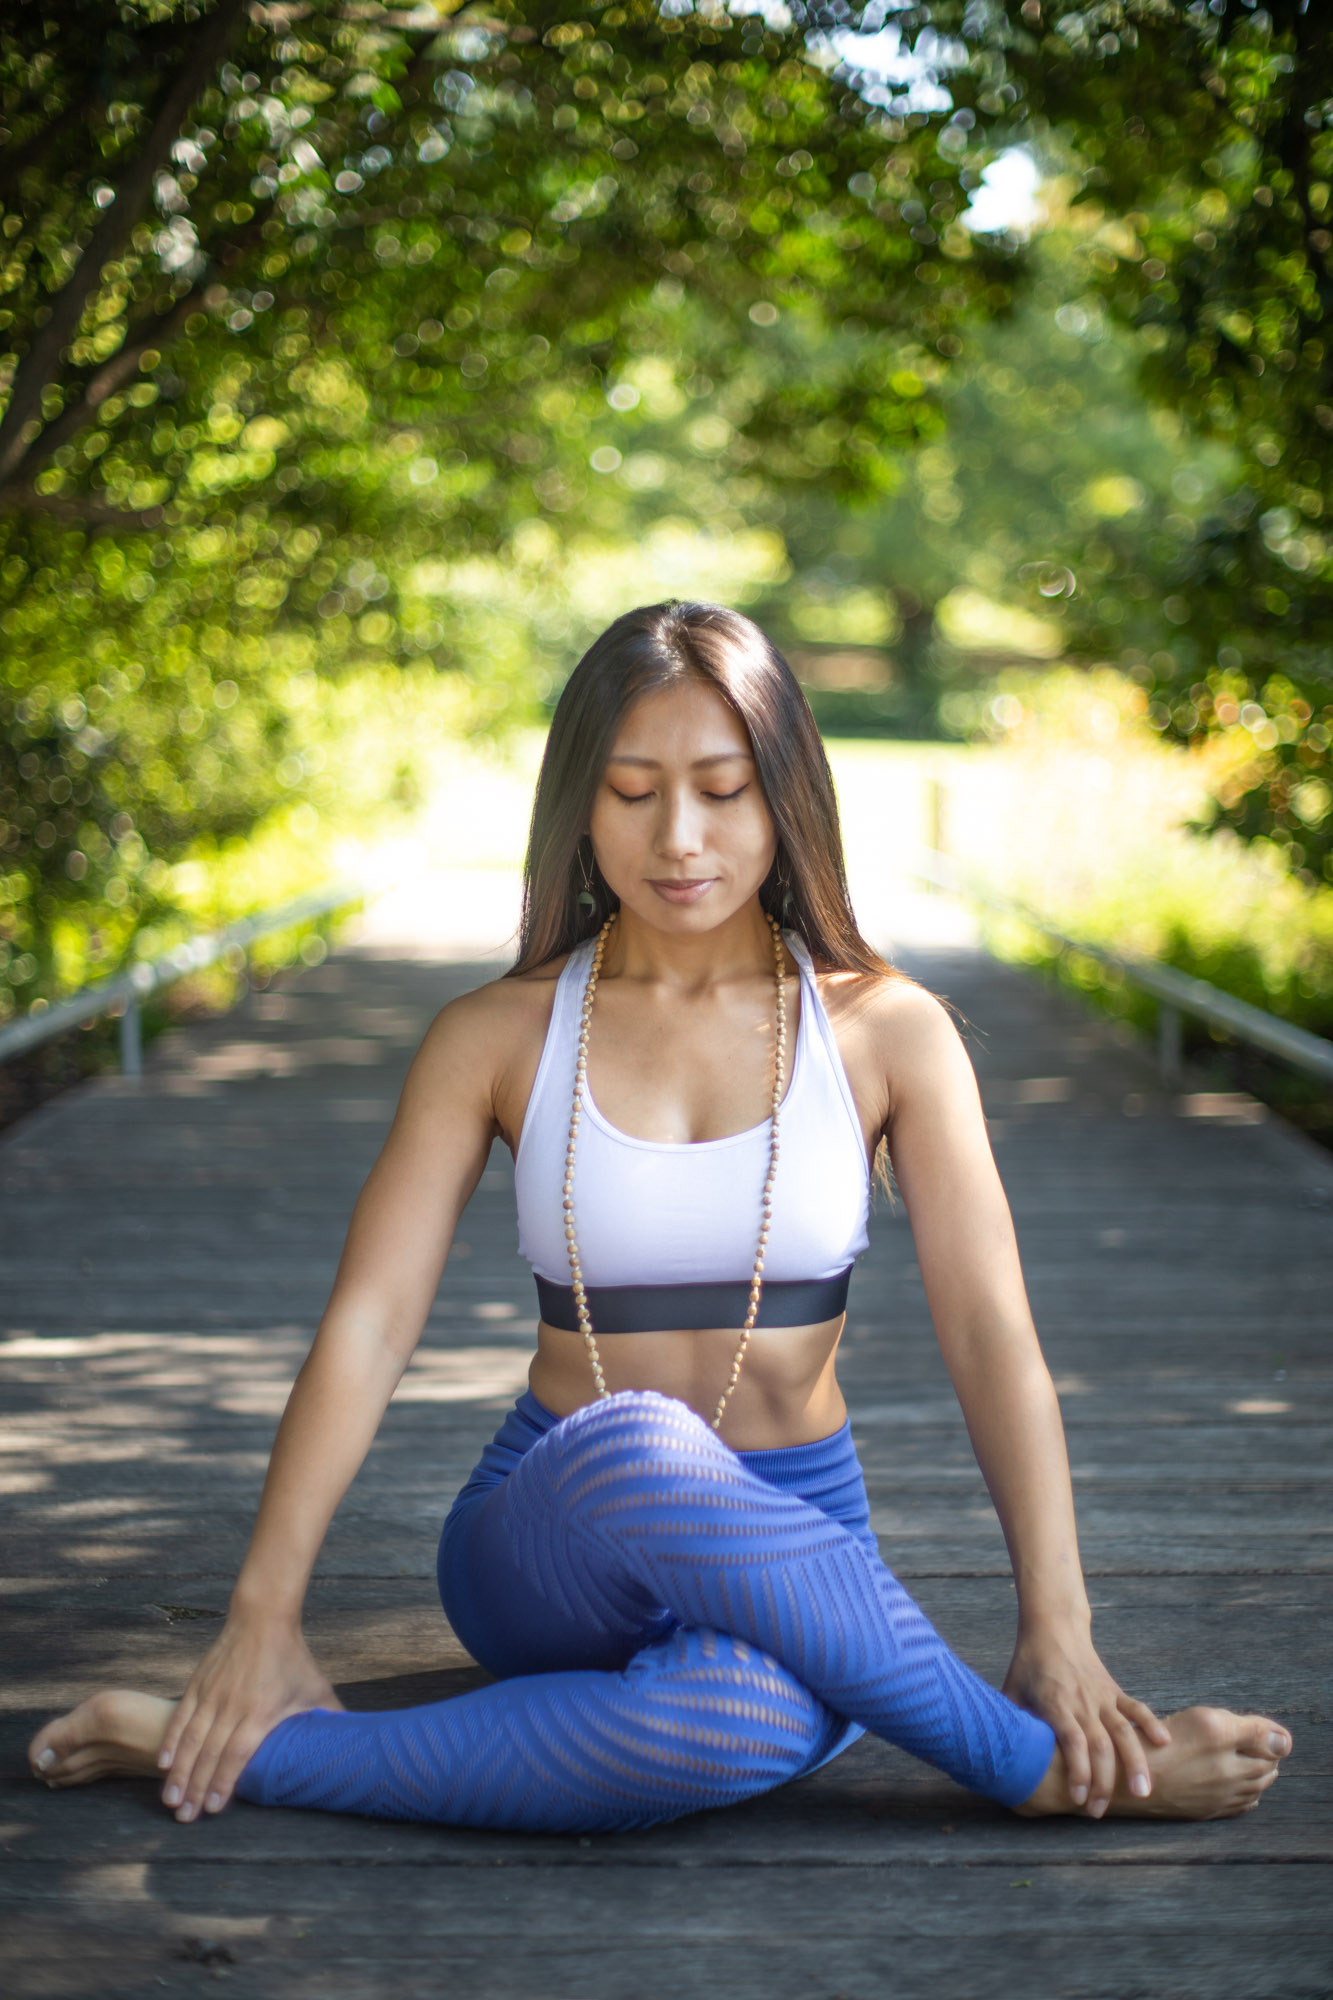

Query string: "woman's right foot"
[[1016, 1706, 1292, 1820], [28, 1689, 175, 1789]]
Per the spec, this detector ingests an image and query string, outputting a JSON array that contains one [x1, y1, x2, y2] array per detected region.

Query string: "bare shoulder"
[[814, 965, 969, 1127], [816, 962, 957, 1042], [404, 953, 571, 1147], [414, 954, 568, 1069]]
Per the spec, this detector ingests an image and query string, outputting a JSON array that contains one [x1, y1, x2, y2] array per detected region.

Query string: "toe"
[[1236, 1713, 1292, 1761], [28, 1716, 74, 1777], [1188, 1708, 1291, 1762]]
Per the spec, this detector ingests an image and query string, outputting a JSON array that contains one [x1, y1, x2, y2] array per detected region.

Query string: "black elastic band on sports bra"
[[534, 1267, 853, 1335]]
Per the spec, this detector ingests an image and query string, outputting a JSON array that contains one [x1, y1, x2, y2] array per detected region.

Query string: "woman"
[[31, 601, 1290, 1830]]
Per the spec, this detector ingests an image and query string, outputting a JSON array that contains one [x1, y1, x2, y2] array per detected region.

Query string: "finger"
[[1055, 1722, 1091, 1808], [1117, 1691, 1171, 1746], [160, 1703, 216, 1810], [177, 1714, 241, 1823], [202, 1721, 271, 1814], [157, 1687, 200, 1773], [1108, 1712, 1152, 1800], [1086, 1727, 1117, 1817]]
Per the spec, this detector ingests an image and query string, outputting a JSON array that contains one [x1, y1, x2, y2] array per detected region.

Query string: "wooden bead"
[[569, 911, 787, 1432]]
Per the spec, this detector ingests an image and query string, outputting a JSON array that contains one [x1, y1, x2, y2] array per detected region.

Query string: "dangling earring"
[[776, 855, 795, 922], [577, 843, 597, 916]]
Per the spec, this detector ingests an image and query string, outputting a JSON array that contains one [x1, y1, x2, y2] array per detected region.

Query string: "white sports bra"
[[513, 931, 871, 1332]]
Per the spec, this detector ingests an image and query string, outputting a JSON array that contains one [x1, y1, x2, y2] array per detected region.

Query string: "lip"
[[647, 877, 716, 905]]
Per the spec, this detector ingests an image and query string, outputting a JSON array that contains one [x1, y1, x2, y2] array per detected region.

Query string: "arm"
[[880, 986, 1170, 1816], [157, 982, 508, 1822]]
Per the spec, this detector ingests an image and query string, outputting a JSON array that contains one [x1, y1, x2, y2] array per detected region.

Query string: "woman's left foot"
[[28, 1690, 175, 1788], [1015, 1705, 1292, 1821]]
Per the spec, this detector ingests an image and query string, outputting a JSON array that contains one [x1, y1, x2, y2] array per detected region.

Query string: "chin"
[[628, 890, 756, 931]]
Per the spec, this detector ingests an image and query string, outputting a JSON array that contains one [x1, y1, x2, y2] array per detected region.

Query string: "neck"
[[601, 899, 782, 991]]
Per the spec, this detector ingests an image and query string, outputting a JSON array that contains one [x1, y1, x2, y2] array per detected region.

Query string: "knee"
[[550, 1390, 732, 1510]]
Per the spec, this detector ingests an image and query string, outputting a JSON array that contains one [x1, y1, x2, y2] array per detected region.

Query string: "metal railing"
[[0, 877, 365, 1078], [909, 844, 1333, 1090]]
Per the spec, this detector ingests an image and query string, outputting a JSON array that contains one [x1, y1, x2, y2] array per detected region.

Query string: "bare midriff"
[[527, 1314, 849, 1451]]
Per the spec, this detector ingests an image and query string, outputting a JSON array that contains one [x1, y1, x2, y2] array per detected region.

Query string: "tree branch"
[[0, 101, 90, 200], [0, 14, 196, 196], [17, 216, 272, 480], [18, 293, 206, 476], [0, 0, 247, 488], [0, 484, 165, 530]]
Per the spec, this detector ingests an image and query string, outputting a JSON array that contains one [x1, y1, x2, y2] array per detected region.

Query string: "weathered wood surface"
[[1, 941, 1331, 1999]]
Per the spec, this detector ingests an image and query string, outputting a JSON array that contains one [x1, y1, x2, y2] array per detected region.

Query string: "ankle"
[[1013, 1748, 1060, 1815]]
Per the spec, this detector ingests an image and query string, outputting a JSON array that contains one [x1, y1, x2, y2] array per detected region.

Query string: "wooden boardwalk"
[[1, 937, 1330, 1999]]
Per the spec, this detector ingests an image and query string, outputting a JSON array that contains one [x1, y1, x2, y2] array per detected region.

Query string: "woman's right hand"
[[156, 1609, 342, 1822]]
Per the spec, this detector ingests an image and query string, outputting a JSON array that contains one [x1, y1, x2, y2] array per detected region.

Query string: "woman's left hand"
[[1003, 1621, 1172, 1816]]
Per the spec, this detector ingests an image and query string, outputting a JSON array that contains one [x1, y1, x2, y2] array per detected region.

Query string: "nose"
[[654, 785, 705, 860]]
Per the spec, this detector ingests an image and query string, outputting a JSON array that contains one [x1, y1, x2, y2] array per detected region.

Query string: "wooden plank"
[[5, 1574, 1327, 1722], [2, 1864, 1331, 2000], [2, 1710, 1330, 1866], [1, 938, 1330, 1997]]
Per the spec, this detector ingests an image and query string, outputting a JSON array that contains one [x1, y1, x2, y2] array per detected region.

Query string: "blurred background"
[[1, 0, 1329, 1140]]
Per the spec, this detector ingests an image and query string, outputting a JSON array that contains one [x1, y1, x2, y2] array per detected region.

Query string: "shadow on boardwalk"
[[1, 941, 1330, 2000]]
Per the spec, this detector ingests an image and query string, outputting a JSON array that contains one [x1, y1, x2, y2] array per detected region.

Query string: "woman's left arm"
[[876, 983, 1171, 1815]]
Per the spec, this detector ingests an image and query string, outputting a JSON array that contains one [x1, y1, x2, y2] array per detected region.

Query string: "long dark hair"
[[508, 600, 905, 986]]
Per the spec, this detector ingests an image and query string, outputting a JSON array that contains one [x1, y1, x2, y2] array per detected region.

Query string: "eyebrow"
[[605, 751, 754, 769]]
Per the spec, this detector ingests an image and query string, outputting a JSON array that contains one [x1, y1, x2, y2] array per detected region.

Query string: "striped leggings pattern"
[[237, 1391, 1055, 1830]]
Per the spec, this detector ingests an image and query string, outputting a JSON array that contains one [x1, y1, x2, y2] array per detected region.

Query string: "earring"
[[577, 844, 597, 915]]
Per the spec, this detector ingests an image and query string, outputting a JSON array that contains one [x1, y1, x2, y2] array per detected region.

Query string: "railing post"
[[119, 999, 142, 1078], [924, 776, 947, 890], [1158, 1001, 1182, 1090]]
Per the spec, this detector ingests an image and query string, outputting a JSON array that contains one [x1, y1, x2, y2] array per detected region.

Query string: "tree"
[[930, 0, 1333, 881], [0, 0, 1023, 1013], [745, 218, 1238, 737]]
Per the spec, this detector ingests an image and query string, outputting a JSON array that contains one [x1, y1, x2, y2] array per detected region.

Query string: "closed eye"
[[608, 783, 749, 804]]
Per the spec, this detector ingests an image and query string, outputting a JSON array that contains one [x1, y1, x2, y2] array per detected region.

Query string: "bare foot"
[[28, 1690, 176, 1789], [1016, 1706, 1292, 1821]]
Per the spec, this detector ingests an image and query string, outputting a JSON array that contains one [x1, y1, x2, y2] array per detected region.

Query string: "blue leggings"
[[236, 1390, 1055, 1830]]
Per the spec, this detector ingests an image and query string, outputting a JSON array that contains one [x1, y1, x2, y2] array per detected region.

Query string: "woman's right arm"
[[156, 980, 515, 1821]]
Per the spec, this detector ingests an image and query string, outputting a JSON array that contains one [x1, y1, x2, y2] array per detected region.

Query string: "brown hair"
[[508, 600, 908, 986]]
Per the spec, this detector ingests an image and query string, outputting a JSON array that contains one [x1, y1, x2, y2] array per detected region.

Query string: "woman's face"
[[587, 675, 777, 933]]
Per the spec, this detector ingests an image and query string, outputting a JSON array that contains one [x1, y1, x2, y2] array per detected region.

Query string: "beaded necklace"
[[561, 910, 788, 1432]]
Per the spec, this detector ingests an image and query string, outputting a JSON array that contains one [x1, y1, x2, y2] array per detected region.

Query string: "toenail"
[[35, 1748, 55, 1772], [1268, 1732, 1288, 1755], [163, 1785, 181, 1807]]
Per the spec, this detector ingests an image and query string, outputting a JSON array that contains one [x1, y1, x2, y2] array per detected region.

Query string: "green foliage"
[[934, 0, 1333, 877], [0, 608, 464, 1015], [2, 0, 1329, 1046], [746, 224, 1238, 733], [933, 665, 1333, 1133], [0, 0, 1027, 1019]]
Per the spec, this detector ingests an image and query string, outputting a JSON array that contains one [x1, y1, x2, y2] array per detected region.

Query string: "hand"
[[157, 1610, 341, 1823], [1003, 1620, 1171, 1817]]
